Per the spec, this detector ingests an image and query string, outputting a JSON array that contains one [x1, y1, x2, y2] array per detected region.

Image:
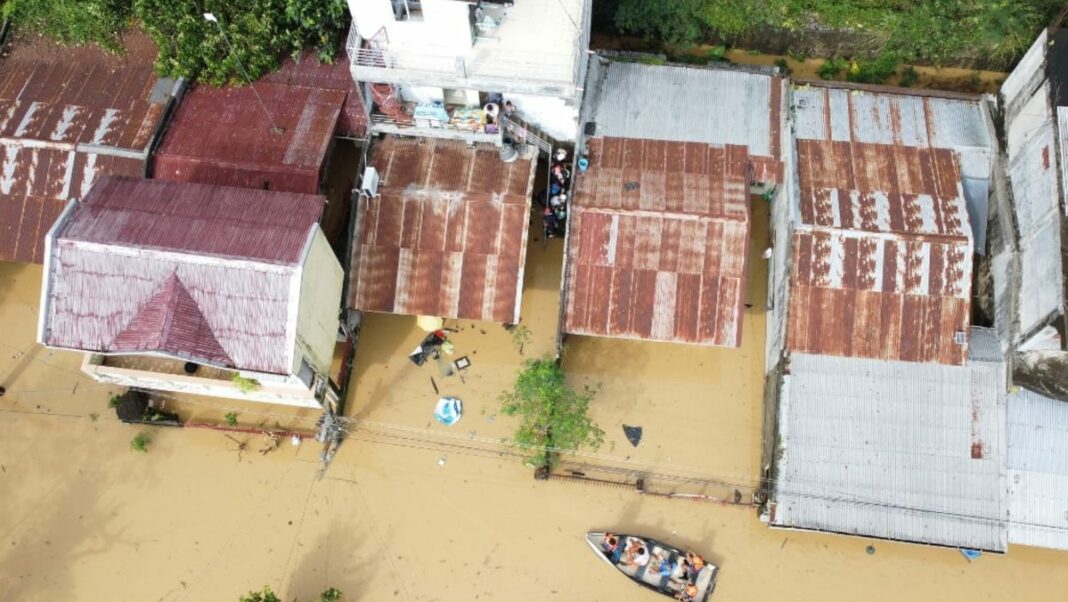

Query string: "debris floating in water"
[[865, 545, 876, 555], [622, 425, 643, 447], [960, 548, 982, 561], [434, 397, 463, 426]]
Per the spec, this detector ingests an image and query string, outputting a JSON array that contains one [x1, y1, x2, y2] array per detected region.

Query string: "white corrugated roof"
[[1007, 388, 1068, 550], [771, 329, 1008, 551], [590, 61, 775, 156]]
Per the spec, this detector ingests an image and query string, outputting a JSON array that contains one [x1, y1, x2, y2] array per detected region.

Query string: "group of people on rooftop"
[[601, 533, 706, 601], [542, 148, 572, 239]]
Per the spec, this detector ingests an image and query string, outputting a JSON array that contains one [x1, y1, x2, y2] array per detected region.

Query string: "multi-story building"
[[345, 0, 591, 143]]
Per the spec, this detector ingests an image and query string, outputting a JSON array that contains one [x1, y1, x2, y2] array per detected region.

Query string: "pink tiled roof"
[[41, 177, 326, 374], [349, 137, 536, 322], [563, 137, 751, 346]]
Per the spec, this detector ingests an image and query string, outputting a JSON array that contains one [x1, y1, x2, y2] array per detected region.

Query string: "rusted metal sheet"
[[348, 137, 536, 322], [789, 85, 979, 365], [154, 83, 344, 194], [263, 49, 368, 138], [788, 230, 972, 364], [42, 176, 326, 374], [0, 32, 173, 263], [564, 137, 751, 346]]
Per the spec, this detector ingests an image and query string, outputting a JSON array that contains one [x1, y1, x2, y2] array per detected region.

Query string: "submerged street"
[[2, 213, 1066, 600]]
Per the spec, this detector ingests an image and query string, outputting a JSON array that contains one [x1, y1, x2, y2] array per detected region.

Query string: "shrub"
[[239, 587, 281, 602], [231, 374, 261, 394], [899, 65, 919, 87], [817, 57, 848, 80], [130, 432, 151, 453], [846, 53, 899, 85], [774, 57, 792, 76], [225, 412, 239, 427]]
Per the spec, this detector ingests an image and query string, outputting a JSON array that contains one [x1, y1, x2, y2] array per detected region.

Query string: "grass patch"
[[610, 0, 1062, 68], [231, 374, 261, 394]]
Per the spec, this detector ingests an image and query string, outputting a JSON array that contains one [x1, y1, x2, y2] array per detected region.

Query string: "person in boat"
[[600, 533, 624, 564], [676, 583, 700, 602], [623, 539, 651, 567], [682, 551, 705, 580]]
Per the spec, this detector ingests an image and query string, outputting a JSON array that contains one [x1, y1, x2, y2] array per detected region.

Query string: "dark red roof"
[[0, 31, 173, 263], [61, 176, 325, 264], [349, 137, 536, 322], [153, 82, 344, 194], [263, 49, 368, 138], [564, 137, 751, 346]]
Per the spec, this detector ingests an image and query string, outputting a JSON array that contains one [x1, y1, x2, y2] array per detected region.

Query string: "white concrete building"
[[345, 0, 592, 142]]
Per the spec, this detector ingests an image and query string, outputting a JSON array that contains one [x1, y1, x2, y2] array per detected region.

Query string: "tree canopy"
[[2, 0, 349, 85], [500, 358, 604, 468]]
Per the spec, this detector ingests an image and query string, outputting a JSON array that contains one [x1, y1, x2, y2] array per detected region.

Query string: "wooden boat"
[[586, 532, 718, 601]]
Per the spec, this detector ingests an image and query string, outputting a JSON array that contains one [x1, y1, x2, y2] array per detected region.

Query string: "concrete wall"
[[294, 228, 344, 377], [81, 354, 322, 409], [764, 84, 796, 375]]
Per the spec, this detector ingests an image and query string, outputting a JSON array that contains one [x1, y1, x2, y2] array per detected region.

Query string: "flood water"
[[3, 183, 1067, 600]]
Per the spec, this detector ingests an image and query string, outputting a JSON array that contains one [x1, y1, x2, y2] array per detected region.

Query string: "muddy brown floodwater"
[[1, 196, 1067, 601]]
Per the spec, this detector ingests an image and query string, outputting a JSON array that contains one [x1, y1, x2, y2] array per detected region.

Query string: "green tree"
[[134, 0, 349, 85], [500, 358, 604, 469]]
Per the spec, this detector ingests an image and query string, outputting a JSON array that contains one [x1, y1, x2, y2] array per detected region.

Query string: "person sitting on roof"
[[676, 583, 700, 602]]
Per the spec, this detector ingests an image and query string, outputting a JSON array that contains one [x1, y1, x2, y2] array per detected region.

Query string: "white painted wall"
[[399, 84, 445, 104], [506, 93, 578, 142], [348, 0, 472, 51], [82, 354, 322, 409], [294, 228, 344, 377]]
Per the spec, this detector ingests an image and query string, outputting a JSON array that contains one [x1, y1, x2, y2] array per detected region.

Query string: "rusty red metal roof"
[[563, 137, 751, 346], [262, 49, 368, 138], [348, 137, 536, 322], [153, 82, 344, 194], [41, 176, 326, 373], [788, 114, 975, 365], [0, 31, 174, 263], [61, 176, 325, 263]]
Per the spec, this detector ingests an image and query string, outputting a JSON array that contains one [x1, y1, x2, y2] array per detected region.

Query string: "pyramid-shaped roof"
[[110, 273, 234, 367]]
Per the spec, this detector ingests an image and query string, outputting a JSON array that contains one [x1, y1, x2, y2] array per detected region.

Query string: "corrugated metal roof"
[[41, 176, 327, 374], [348, 137, 536, 322], [262, 49, 368, 138], [788, 84, 986, 365], [771, 335, 1008, 551], [1003, 81, 1064, 339], [1007, 387, 1068, 550], [60, 176, 325, 264], [788, 231, 972, 364], [154, 83, 344, 194], [589, 61, 780, 158], [0, 32, 174, 263], [563, 137, 750, 346]]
